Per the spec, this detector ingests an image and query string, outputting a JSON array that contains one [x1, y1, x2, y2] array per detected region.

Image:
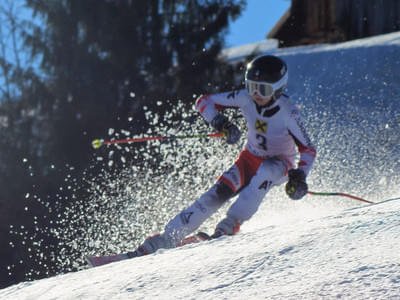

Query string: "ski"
[[85, 231, 212, 268], [176, 231, 212, 246], [85, 253, 128, 268]]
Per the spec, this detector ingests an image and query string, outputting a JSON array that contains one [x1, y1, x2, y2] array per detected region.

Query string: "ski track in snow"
[[1, 198, 400, 299], [1, 31, 400, 299]]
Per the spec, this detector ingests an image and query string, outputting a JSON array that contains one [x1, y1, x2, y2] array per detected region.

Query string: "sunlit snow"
[[1, 31, 399, 299]]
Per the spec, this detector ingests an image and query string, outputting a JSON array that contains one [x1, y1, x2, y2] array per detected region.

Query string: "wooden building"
[[268, 0, 400, 47]]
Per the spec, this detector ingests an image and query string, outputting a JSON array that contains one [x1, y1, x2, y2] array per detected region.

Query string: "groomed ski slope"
[[1, 31, 399, 299], [1, 199, 400, 299]]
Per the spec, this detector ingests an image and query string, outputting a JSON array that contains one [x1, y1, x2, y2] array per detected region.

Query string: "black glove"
[[211, 114, 240, 145], [285, 169, 308, 200]]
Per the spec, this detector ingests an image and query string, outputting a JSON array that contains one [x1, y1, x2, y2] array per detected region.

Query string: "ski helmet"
[[245, 55, 288, 99]]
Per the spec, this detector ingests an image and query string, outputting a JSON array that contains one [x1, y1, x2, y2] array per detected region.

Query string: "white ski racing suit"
[[163, 89, 316, 244]]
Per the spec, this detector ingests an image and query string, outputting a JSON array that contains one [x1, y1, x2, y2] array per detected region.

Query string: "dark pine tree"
[[1, 0, 245, 288]]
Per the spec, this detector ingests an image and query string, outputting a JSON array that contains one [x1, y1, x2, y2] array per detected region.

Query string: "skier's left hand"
[[285, 169, 308, 200]]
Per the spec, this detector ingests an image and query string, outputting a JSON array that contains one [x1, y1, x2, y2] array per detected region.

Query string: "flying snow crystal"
[[121, 130, 130, 136], [129, 92, 136, 98], [5, 31, 400, 296], [379, 177, 387, 185]]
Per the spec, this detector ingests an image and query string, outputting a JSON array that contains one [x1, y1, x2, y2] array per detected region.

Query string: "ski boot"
[[211, 216, 241, 239]]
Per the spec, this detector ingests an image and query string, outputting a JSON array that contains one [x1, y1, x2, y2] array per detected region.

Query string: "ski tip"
[[85, 256, 96, 268]]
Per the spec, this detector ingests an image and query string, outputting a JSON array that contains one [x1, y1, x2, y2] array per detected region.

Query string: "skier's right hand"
[[222, 121, 241, 144], [211, 114, 240, 145]]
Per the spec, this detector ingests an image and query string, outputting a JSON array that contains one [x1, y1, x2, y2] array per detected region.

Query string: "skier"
[[87, 55, 317, 266]]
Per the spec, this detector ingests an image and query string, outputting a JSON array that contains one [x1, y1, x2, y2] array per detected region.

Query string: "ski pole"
[[92, 132, 224, 149], [307, 191, 373, 204]]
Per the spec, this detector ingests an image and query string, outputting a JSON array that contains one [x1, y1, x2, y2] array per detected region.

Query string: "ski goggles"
[[246, 80, 276, 98], [245, 72, 288, 98]]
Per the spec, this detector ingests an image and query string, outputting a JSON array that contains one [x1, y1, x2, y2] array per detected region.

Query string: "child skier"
[[87, 55, 316, 266], [132, 54, 316, 254]]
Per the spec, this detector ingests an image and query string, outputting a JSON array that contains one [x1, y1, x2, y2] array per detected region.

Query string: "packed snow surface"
[[2, 199, 400, 299], [1, 31, 399, 299]]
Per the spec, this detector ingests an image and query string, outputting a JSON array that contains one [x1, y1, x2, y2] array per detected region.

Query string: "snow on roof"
[[220, 39, 279, 64]]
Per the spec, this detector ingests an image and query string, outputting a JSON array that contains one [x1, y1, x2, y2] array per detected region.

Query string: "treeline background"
[[0, 0, 248, 288]]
